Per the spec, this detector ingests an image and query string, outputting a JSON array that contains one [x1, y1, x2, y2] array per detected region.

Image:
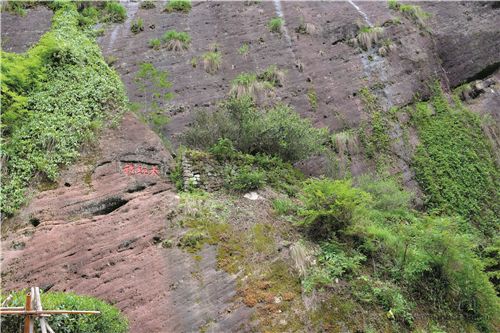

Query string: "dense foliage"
[[0, 2, 127, 215], [0, 290, 128, 333], [294, 177, 500, 331], [182, 97, 327, 163], [412, 84, 499, 237]]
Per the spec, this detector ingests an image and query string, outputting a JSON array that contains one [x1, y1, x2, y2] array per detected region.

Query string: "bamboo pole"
[[1, 310, 101, 315], [1, 295, 13, 307], [34, 287, 48, 333], [29, 288, 34, 333], [23, 291, 32, 333]]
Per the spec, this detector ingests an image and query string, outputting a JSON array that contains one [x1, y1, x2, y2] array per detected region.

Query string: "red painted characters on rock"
[[122, 163, 160, 177]]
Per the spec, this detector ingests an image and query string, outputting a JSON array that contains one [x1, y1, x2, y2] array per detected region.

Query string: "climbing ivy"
[[0, 2, 127, 215], [412, 83, 499, 236]]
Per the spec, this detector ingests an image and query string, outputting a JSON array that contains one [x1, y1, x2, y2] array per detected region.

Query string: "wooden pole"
[[34, 287, 48, 333], [1, 310, 101, 315], [23, 291, 32, 333], [29, 287, 34, 333]]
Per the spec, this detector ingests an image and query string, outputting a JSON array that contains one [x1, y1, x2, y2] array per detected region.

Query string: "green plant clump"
[[148, 38, 161, 50], [202, 51, 222, 74], [238, 43, 249, 57], [140, 0, 156, 9], [102, 1, 127, 23], [130, 17, 144, 34], [182, 97, 327, 163], [307, 88, 318, 111], [257, 65, 286, 87], [164, 0, 191, 13], [268, 17, 284, 33], [133, 62, 173, 132], [0, 2, 127, 215], [161, 30, 191, 51], [0, 290, 128, 333], [227, 165, 265, 192], [388, 0, 430, 27]]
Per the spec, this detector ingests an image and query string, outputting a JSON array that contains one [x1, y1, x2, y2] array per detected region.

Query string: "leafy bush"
[[161, 30, 191, 51], [130, 18, 144, 34], [0, 3, 127, 215], [303, 242, 365, 292], [351, 207, 500, 330], [1, 0, 36, 16], [352, 277, 414, 324], [298, 179, 372, 237], [149, 38, 161, 50], [102, 1, 127, 23], [134, 62, 173, 130], [202, 51, 222, 74], [140, 0, 156, 9], [268, 17, 284, 33], [272, 197, 297, 215], [209, 138, 237, 160], [0, 290, 128, 333], [356, 175, 413, 211], [164, 0, 191, 13], [78, 6, 100, 26], [226, 165, 265, 192], [181, 97, 327, 163], [295, 177, 500, 330]]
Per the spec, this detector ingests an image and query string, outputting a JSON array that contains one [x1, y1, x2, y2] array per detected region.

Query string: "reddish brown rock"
[[1, 113, 253, 333]]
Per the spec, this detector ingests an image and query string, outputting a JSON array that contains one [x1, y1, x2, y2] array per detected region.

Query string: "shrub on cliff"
[[295, 177, 500, 329], [0, 291, 128, 333], [182, 97, 327, 163]]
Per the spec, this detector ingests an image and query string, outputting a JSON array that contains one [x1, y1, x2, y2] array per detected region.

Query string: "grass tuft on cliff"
[[162, 30, 191, 51], [0, 2, 127, 215], [164, 0, 191, 13], [202, 51, 222, 74]]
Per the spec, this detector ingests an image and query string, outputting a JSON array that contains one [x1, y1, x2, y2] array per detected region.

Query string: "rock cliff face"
[[1, 113, 254, 332], [1, 2, 499, 332], [97, 0, 499, 180]]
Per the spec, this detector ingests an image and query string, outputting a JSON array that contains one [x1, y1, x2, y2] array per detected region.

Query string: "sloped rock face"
[[0, 6, 53, 53], [422, 1, 500, 86], [98, 1, 498, 180], [1, 113, 253, 333]]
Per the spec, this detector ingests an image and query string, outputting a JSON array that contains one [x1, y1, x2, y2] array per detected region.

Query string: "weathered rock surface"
[[98, 1, 498, 181], [0, 5, 53, 53], [422, 1, 500, 86]]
